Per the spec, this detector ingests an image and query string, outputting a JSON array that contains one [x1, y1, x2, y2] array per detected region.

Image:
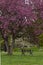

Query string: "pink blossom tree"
[[0, 0, 43, 54]]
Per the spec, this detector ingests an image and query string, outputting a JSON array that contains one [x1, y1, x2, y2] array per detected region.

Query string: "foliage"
[[38, 33, 43, 46], [0, 0, 43, 36], [0, 0, 43, 54]]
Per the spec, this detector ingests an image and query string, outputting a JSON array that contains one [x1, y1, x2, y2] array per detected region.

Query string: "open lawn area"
[[1, 50, 43, 65]]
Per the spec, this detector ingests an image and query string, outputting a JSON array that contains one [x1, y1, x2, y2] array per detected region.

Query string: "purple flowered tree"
[[0, 0, 43, 54]]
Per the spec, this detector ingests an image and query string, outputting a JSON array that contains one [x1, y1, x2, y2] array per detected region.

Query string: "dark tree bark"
[[4, 37, 9, 53], [8, 33, 15, 55]]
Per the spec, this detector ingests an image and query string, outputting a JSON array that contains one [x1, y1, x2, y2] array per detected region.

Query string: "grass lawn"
[[1, 50, 43, 65]]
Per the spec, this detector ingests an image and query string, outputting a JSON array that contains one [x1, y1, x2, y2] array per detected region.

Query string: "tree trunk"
[[8, 45, 13, 55], [4, 35, 9, 53], [8, 34, 15, 55], [12, 33, 15, 48], [4, 41, 8, 52]]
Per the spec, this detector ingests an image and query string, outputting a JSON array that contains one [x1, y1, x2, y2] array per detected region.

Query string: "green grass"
[[1, 50, 43, 65]]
